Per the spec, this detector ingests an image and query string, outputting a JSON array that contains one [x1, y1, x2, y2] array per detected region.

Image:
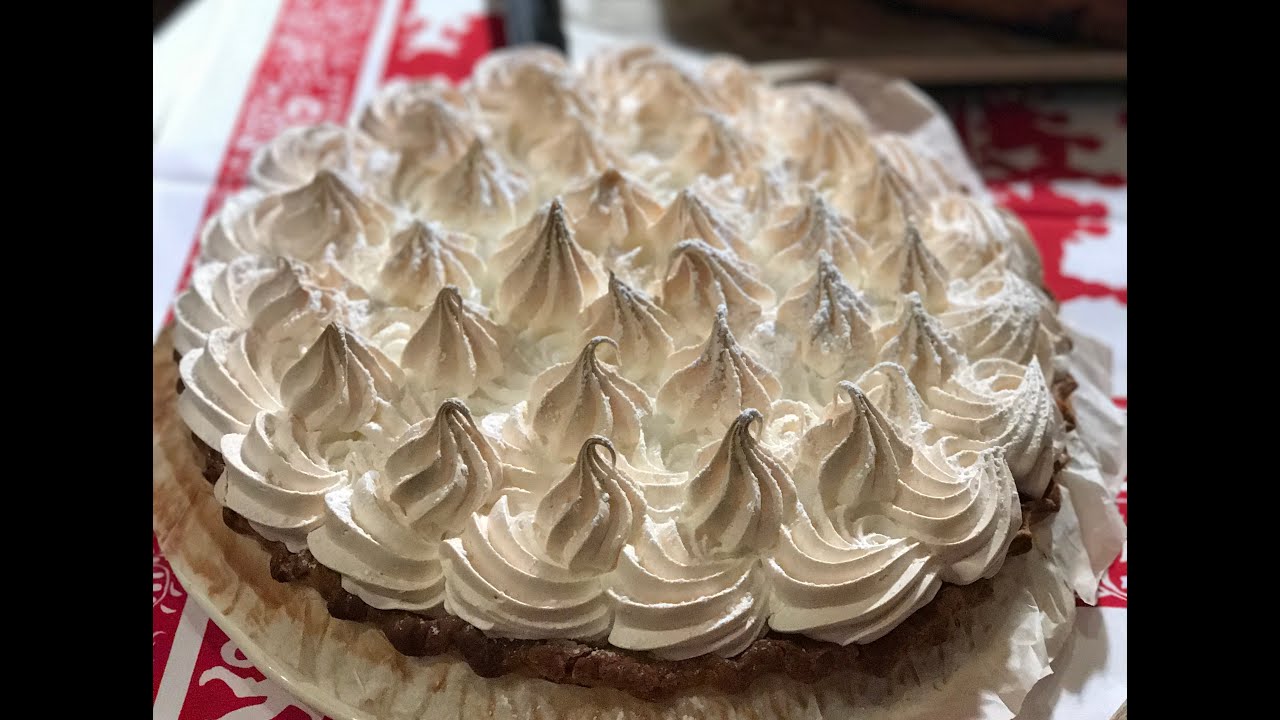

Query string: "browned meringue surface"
[[171, 45, 1073, 672]]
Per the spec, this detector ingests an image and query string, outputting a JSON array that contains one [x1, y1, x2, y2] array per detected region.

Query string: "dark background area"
[[154, 0, 186, 30]]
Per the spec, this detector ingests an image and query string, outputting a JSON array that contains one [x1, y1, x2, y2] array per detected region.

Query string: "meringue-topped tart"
[[171, 45, 1074, 700]]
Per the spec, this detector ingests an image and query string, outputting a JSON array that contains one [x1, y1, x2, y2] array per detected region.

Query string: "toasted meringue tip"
[[436, 398, 471, 417], [669, 238, 704, 256], [395, 220, 429, 238], [584, 335, 620, 355], [311, 168, 342, 185], [320, 321, 345, 340], [835, 380, 859, 399], [436, 285, 464, 302], [712, 303, 731, 327], [579, 435, 618, 465], [542, 197, 574, 235], [733, 407, 764, 430]]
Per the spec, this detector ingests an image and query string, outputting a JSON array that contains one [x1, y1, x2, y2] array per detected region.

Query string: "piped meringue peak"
[[401, 287, 506, 402], [580, 272, 677, 381], [605, 56, 725, 149], [495, 198, 604, 333], [671, 111, 765, 184], [244, 258, 333, 343], [795, 381, 912, 535], [526, 117, 620, 190], [876, 292, 962, 390], [533, 436, 646, 573], [378, 221, 482, 306], [856, 362, 927, 433], [874, 134, 962, 199], [869, 224, 950, 312], [941, 267, 1066, 369], [926, 359, 1063, 498], [359, 79, 473, 159], [175, 255, 305, 355], [794, 103, 875, 182], [649, 188, 748, 258], [682, 409, 797, 560], [439, 437, 636, 641], [561, 169, 663, 254], [700, 55, 765, 113], [469, 48, 590, 132], [529, 336, 654, 461], [385, 398, 503, 538], [198, 192, 261, 262], [279, 323, 405, 434], [834, 155, 916, 248], [253, 170, 392, 261], [777, 253, 876, 382], [184, 45, 1071, 660], [763, 189, 870, 281], [249, 124, 373, 192], [660, 239, 774, 336], [923, 193, 1044, 283], [658, 305, 781, 438], [397, 139, 530, 233]]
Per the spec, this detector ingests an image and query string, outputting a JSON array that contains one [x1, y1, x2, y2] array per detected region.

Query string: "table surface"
[[152, 3, 1126, 718]]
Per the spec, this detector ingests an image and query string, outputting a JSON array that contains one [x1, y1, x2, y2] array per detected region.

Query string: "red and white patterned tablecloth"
[[151, 3, 1126, 717]]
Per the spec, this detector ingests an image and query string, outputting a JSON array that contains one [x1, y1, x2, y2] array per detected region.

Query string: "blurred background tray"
[[561, 0, 1125, 86]]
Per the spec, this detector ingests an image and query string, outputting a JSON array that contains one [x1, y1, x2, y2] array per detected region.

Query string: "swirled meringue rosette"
[[161, 44, 1125, 714], [443, 437, 645, 640], [769, 383, 1020, 645], [307, 399, 502, 612], [215, 410, 348, 553], [609, 411, 788, 660]]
